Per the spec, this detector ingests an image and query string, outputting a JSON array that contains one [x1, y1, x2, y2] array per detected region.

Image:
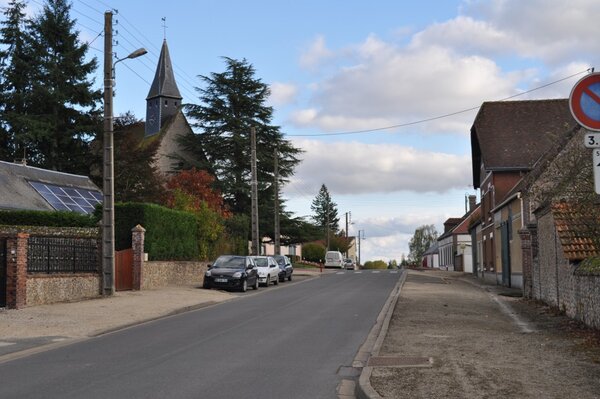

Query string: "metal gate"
[[0, 239, 6, 308], [501, 222, 511, 287], [115, 248, 133, 291]]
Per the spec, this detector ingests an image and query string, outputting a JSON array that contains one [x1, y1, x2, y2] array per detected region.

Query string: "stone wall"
[[141, 261, 209, 290], [26, 274, 101, 306], [531, 211, 600, 330]]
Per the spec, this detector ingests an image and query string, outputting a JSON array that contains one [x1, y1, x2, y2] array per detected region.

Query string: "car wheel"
[[288, 274, 292, 281], [240, 279, 247, 292], [273, 275, 279, 285], [253, 277, 259, 290], [203, 281, 211, 289]]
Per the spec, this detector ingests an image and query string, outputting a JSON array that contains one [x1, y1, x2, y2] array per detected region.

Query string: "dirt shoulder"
[[369, 270, 600, 399]]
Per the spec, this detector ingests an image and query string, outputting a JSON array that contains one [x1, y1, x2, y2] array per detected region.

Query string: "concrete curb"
[[355, 269, 408, 399]]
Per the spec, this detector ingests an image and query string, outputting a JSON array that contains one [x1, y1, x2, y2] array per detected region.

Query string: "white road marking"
[[0, 342, 16, 347], [372, 271, 381, 274]]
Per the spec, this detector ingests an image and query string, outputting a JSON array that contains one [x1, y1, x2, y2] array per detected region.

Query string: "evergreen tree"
[[311, 184, 340, 235], [0, 0, 32, 162], [26, 0, 101, 173], [182, 57, 302, 217]]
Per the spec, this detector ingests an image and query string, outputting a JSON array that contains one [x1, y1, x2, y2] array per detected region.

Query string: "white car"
[[251, 256, 280, 287]]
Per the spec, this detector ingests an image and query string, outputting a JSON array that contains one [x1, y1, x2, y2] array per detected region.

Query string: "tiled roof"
[[146, 40, 182, 101], [552, 202, 600, 261], [471, 99, 577, 188]]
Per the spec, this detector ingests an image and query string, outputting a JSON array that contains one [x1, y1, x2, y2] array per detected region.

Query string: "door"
[[115, 248, 133, 291], [501, 222, 511, 287], [0, 239, 6, 308]]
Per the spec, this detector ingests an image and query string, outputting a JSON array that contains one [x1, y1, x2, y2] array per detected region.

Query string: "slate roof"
[[423, 242, 439, 256], [471, 99, 577, 188], [0, 160, 100, 212], [146, 40, 182, 101], [552, 202, 599, 261]]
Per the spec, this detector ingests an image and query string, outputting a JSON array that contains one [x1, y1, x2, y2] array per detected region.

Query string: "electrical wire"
[[288, 68, 592, 137]]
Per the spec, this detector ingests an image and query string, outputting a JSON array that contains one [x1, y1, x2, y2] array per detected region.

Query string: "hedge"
[[0, 209, 97, 227], [113, 202, 199, 261]]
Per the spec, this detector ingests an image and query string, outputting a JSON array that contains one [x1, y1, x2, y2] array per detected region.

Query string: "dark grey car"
[[203, 255, 259, 292], [273, 255, 293, 282]]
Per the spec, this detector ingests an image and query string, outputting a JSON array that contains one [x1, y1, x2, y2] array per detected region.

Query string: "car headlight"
[[205, 270, 211, 277], [233, 271, 243, 278]]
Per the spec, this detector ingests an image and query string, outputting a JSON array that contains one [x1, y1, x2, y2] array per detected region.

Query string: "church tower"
[[145, 40, 182, 137]]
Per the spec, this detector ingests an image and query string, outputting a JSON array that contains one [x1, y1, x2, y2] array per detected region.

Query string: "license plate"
[[215, 278, 228, 283]]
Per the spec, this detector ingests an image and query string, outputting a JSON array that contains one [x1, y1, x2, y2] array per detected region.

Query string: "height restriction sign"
[[570, 72, 600, 132]]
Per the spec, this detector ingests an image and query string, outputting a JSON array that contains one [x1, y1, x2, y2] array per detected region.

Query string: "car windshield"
[[273, 256, 285, 265], [253, 258, 269, 267], [212, 256, 246, 269]]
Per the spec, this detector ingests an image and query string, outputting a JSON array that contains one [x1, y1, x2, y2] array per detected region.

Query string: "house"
[[437, 196, 478, 272], [0, 159, 102, 214], [422, 242, 439, 268], [470, 99, 577, 286]]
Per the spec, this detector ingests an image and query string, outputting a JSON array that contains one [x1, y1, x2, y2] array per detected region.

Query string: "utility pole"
[[344, 211, 351, 258], [251, 127, 259, 255], [326, 201, 330, 251], [273, 147, 280, 255], [102, 12, 115, 296], [358, 229, 365, 267]]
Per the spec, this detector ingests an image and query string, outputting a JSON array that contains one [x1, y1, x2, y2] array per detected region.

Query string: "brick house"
[[470, 99, 577, 287]]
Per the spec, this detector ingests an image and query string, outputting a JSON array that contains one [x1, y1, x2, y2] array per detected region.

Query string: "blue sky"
[[12, 0, 600, 261]]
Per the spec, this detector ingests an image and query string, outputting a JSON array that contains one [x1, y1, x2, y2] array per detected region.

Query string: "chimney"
[[469, 195, 477, 211]]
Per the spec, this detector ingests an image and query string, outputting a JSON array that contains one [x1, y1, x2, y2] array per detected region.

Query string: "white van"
[[324, 251, 344, 268]]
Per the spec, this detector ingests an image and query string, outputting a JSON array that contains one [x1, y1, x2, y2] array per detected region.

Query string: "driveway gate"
[[115, 248, 133, 291]]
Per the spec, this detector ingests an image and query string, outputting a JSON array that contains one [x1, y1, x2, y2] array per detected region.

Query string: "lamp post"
[[102, 11, 147, 295]]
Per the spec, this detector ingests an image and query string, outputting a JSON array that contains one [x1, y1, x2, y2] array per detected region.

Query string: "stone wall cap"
[[132, 224, 146, 232]]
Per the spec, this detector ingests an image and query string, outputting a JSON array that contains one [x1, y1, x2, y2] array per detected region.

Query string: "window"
[[164, 100, 168, 106]]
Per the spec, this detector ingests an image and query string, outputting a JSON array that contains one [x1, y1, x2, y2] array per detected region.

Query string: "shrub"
[[0, 209, 97, 227], [114, 202, 199, 261], [363, 260, 388, 269], [302, 242, 326, 263]]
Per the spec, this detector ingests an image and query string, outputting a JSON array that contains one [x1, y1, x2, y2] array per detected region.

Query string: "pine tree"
[[0, 0, 32, 162], [311, 184, 340, 235], [26, 0, 101, 173], [182, 57, 302, 217]]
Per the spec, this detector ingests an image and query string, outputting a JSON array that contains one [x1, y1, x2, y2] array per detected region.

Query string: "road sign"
[[594, 150, 600, 194], [584, 132, 600, 148], [569, 72, 600, 131]]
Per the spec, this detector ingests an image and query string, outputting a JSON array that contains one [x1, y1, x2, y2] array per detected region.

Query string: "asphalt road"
[[0, 269, 402, 399]]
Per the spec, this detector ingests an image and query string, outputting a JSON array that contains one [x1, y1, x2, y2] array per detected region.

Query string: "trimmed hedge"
[[363, 260, 388, 269], [0, 209, 97, 227], [114, 202, 199, 261]]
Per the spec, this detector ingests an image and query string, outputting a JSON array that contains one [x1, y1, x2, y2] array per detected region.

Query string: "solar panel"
[[29, 181, 103, 215]]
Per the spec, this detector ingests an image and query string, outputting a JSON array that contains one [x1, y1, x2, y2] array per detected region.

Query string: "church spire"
[[145, 39, 182, 136]]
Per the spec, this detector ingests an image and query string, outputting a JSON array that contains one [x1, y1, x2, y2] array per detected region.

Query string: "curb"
[[355, 269, 408, 399]]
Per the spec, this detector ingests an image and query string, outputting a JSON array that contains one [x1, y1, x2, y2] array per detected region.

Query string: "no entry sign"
[[570, 72, 600, 131]]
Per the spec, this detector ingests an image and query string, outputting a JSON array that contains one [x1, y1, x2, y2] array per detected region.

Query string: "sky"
[[10, 0, 600, 262]]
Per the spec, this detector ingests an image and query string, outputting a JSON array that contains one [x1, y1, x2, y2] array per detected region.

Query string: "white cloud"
[[300, 35, 334, 70], [289, 139, 471, 195], [291, 35, 519, 135], [268, 82, 298, 107]]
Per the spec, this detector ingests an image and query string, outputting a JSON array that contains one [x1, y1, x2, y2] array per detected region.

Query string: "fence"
[[27, 236, 99, 274]]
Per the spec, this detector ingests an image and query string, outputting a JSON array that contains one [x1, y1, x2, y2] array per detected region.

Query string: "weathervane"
[[161, 17, 167, 39]]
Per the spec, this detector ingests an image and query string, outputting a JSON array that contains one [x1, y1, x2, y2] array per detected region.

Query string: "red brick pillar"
[[6, 232, 29, 309], [131, 225, 145, 291]]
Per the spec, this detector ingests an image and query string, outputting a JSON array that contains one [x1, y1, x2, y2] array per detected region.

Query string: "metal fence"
[[27, 236, 100, 274]]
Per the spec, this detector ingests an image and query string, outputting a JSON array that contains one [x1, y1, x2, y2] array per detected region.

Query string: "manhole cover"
[[368, 356, 433, 368]]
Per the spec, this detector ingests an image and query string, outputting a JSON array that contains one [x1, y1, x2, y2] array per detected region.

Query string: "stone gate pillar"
[[6, 232, 28, 309], [131, 225, 146, 291]]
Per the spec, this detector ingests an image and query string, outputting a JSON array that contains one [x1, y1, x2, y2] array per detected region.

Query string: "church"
[[142, 39, 195, 176]]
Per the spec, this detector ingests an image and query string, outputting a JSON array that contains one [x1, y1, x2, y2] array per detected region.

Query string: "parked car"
[[251, 256, 280, 286], [273, 255, 293, 282], [324, 250, 344, 268], [344, 258, 356, 270], [203, 255, 259, 292]]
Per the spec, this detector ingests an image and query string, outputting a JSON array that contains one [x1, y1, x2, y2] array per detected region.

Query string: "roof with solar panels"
[[0, 160, 102, 215]]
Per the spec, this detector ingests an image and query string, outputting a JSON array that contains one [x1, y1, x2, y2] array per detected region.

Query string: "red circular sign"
[[569, 72, 600, 131]]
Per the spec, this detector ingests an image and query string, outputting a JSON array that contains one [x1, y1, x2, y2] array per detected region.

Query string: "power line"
[[288, 68, 592, 137]]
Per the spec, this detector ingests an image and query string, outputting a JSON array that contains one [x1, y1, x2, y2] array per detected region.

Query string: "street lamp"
[[102, 12, 147, 296]]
